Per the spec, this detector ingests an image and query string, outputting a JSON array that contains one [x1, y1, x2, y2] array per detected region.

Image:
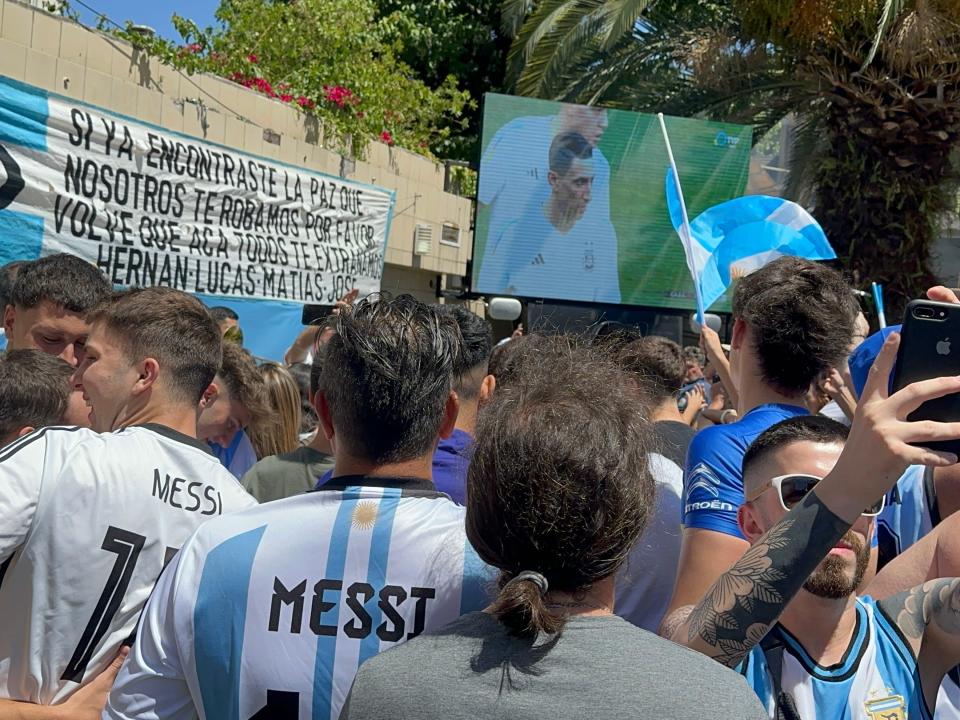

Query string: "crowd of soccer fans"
[[6, 253, 960, 718]]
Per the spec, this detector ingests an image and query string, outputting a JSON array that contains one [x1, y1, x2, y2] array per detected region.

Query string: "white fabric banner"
[[0, 77, 394, 304]]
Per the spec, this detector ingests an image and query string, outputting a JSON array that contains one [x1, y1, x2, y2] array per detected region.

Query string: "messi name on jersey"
[[269, 576, 437, 641], [151, 469, 223, 515]]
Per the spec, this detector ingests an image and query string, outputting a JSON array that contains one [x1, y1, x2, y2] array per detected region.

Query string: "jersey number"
[[250, 690, 299, 719], [61, 526, 176, 682]]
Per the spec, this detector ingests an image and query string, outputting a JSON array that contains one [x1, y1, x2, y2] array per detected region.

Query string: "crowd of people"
[[3, 252, 960, 718]]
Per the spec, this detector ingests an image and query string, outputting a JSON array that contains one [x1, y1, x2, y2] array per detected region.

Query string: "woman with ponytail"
[[342, 338, 765, 719]]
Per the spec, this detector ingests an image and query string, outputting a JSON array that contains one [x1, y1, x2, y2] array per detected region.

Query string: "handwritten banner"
[[0, 77, 394, 303]]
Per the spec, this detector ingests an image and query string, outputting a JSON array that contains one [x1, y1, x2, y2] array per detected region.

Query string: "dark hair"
[[218, 342, 268, 422], [549, 131, 592, 177], [87, 287, 222, 405], [320, 294, 462, 464], [0, 261, 27, 310], [0, 349, 73, 441], [288, 361, 318, 432], [10, 253, 110, 312], [743, 415, 849, 480], [614, 336, 686, 401], [438, 305, 492, 400], [467, 340, 653, 638], [209, 306, 239, 323], [733, 257, 857, 396], [682, 346, 705, 368], [310, 349, 323, 397]]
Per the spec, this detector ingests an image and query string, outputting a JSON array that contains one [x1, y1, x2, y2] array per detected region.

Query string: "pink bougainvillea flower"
[[380, 130, 394, 145], [280, 94, 294, 103], [248, 53, 259, 63]]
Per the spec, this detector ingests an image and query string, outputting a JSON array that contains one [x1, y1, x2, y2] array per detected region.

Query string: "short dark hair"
[[218, 342, 267, 421], [438, 305, 492, 400], [549, 131, 592, 177], [733, 257, 857, 396], [468, 340, 654, 638], [614, 336, 686, 401], [10, 253, 110, 312], [321, 294, 462, 464], [683, 346, 705, 368], [88, 287, 222, 405], [310, 349, 323, 397], [0, 260, 27, 310], [0, 349, 73, 441], [743, 415, 849, 483], [209, 306, 239, 323]]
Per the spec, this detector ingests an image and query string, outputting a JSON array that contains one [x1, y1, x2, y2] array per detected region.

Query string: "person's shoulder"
[[687, 421, 742, 458], [1, 425, 98, 458]]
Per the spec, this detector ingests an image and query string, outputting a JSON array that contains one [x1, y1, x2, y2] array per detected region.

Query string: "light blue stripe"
[[357, 488, 401, 667], [0, 209, 44, 264], [0, 77, 48, 151], [460, 541, 488, 615], [194, 525, 267, 720], [312, 490, 360, 720]]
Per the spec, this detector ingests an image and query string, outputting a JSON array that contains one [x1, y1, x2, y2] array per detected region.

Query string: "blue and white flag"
[[665, 168, 837, 310]]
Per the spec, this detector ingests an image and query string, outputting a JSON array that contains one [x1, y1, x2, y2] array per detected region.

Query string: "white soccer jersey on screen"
[[105, 482, 492, 720], [0, 424, 256, 704]]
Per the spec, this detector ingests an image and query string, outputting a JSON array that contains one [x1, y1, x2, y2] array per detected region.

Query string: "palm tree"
[[503, 0, 960, 317]]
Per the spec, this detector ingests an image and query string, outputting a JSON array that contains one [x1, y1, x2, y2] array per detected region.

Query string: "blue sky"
[[73, 0, 221, 41]]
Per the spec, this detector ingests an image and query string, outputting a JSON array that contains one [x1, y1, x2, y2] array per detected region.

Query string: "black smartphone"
[[301, 303, 335, 326], [892, 299, 960, 455]]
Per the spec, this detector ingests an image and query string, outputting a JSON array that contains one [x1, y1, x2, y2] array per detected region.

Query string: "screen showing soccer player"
[[473, 93, 753, 309]]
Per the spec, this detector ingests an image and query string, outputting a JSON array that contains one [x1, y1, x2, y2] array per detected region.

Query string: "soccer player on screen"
[[479, 131, 621, 304], [0, 287, 256, 716]]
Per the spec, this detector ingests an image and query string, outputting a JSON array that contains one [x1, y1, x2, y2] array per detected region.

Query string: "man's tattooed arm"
[[677, 491, 850, 668], [878, 578, 960, 709]]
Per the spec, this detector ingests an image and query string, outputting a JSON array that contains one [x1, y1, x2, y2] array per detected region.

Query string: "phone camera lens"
[[914, 306, 936, 319]]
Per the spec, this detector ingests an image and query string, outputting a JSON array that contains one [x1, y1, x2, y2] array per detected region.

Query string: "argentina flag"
[[665, 168, 837, 310]]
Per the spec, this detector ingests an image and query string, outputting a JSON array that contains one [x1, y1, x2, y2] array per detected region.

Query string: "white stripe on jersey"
[[105, 480, 493, 720], [0, 425, 256, 704]]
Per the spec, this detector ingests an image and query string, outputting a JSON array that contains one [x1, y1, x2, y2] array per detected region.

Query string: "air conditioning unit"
[[440, 223, 461, 247], [414, 224, 433, 256]]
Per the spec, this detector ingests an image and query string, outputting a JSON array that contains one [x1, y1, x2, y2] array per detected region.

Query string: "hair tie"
[[506, 571, 549, 597]]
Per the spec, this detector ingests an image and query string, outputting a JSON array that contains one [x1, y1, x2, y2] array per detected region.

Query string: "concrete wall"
[[0, 0, 474, 301]]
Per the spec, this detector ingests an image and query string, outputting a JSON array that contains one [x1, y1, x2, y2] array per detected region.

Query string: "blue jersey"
[[878, 465, 936, 566], [683, 404, 808, 537], [739, 597, 932, 719], [105, 476, 492, 720]]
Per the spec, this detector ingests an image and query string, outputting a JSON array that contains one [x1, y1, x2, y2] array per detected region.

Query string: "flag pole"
[[658, 112, 705, 324], [872, 282, 887, 329]]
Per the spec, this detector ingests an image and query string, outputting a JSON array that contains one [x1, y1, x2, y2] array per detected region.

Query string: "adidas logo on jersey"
[[531, 253, 545, 266]]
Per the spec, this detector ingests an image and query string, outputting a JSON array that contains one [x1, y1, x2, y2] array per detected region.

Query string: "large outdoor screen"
[[473, 93, 753, 309]]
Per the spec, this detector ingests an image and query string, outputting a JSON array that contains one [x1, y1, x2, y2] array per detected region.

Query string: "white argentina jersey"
[[105, 476, 492, 720], [0, 424, 256, 704], [739, 597, 932, 720]]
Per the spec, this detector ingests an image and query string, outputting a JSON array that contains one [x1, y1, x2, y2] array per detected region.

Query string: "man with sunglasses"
[[733, 414, 952, 717]]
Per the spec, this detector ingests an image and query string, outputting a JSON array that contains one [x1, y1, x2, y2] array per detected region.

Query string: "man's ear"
[[132, 357, 161, 396], [316, 391, 335, 441], [199, 382, 220, 410], [16, 425, 35, 439], [3, 305, 15, 338], [438, 390, 460, 440], [479, 374, 496, 406], [738, 502, 766, 543], [731, 318, 748, 351]]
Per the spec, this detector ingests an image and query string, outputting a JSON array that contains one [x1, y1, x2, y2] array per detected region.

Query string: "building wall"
[[0, 0, 473, 303]]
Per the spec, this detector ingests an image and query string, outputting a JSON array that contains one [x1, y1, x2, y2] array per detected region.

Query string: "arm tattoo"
[[659, 606, 693, 641], [686, 492, 849, 667], [880, 578, 960, 643]]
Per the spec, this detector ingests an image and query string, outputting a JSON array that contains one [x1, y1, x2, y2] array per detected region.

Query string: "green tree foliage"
[[114, 0, 471, 159], [374, 0, 511, 160], [504, 0, 960, 316]]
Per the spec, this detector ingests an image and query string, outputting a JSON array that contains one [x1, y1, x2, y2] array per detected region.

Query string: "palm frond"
[[598, 0, 655, 50], [861, 0, 908, 69], [501, 0, 536, 39]]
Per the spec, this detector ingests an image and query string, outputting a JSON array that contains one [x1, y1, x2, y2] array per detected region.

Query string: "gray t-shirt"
[[342, 612, 766, 719], [240, 445, 334, 503]]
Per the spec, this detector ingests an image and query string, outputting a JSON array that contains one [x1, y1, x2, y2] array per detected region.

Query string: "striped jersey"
[[0, 425, 256, 704], [738, 597, 931, 719], [105, 476, 493, 720]]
